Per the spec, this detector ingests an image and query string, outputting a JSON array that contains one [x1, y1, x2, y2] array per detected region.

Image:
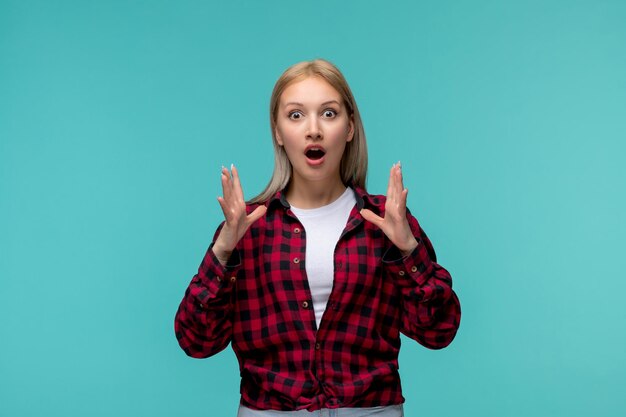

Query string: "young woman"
[[175, 59, 461, 417]]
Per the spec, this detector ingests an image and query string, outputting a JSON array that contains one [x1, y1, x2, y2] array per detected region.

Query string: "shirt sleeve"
[[174, 223, 242, 358], [382, 211, 461, 349]]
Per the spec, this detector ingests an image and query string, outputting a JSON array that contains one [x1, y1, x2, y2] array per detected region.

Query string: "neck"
[[286, 176, 347, 209]]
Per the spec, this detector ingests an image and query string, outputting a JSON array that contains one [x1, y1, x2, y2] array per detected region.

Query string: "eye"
[[322, 109, 337, 118], [288, 111, 303, 120]]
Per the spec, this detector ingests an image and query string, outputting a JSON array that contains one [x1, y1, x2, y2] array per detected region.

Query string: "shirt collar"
[[265, 182, 373, 211]]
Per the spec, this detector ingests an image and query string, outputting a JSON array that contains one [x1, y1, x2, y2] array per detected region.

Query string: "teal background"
[[1, 1, 625, 416]]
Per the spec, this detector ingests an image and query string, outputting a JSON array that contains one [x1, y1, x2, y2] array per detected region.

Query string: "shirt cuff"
[[197, 243, 242, 297], [382, 238, 434, 287]]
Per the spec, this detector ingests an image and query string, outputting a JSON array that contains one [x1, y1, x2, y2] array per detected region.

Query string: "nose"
[[306, 117, 322, 140]]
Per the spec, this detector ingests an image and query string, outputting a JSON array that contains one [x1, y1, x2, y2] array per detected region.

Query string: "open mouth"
[[305, 147, 326, 160]]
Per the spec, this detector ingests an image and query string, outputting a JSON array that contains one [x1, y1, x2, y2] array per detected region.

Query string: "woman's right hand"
[[212, 164, 267, 265]]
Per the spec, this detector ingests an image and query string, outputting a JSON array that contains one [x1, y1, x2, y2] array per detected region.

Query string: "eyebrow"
[[283, 100, 341, 108]]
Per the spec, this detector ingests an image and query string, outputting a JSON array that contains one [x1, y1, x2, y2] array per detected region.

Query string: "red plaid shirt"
[[174, 186, 461, 411]]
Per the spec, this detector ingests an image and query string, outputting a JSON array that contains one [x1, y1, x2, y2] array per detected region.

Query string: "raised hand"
[[212, 164, 267, 265], [360, 162, 418, 256]]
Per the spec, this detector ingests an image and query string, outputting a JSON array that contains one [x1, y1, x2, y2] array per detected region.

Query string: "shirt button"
[[293, 257, 300, 264], [216, 276, 222, 282], [411, 266, 418, 273], [398, 270, 405, 276], [230, 276, 236, 283], [315, 343, 321, 350], [302, 301, 309, 309], [294, 227, 301, 234]]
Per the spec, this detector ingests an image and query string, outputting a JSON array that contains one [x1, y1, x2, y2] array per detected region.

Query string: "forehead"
[[280, 76, 343, 106]]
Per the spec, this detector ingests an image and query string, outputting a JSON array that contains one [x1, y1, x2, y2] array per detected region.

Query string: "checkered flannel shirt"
[[175, 186, 461, 411]]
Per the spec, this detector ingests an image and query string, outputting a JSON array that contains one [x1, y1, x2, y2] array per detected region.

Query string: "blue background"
[[1, 1, 625, 416]]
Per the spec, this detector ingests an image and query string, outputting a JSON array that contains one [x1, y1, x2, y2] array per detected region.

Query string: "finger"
[[360, 208, 384, 229], [400, 188, 408, 212], [220, 165, 231, 180], [220, 166, 233, 202], [246, 205, 267, 225], [397, 161, 405, 191], [388, 163, 400, 204], [217, 196, 230, 219], [220, 174, 230, 204], [393, 162, 403, 202], [231, 164, 245, 202]]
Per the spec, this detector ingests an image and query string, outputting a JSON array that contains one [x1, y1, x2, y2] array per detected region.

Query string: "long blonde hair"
[[249, 59, 367, 204]]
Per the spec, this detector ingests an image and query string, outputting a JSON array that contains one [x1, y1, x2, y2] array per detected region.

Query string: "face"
[[274, 76, 354, 187]]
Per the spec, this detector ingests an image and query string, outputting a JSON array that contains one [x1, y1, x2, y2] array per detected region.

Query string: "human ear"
[[346, 115, 355, 142], [275, 128, 284, 146]]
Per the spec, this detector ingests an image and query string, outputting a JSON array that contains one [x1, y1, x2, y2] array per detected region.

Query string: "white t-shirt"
[[290, 187, 356, 329]]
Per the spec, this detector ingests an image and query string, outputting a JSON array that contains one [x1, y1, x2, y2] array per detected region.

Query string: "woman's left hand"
[[360, 162, 418, 256]]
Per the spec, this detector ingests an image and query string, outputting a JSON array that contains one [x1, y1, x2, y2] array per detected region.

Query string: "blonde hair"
[[249, 58, 368, 204]]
